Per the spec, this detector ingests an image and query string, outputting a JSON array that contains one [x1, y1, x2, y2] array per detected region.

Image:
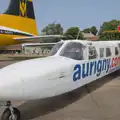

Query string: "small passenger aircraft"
[[0, 39, 120, 120], [0, 0, 62, 46]]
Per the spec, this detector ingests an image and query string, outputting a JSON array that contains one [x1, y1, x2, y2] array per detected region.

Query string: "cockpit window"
[[49, 42, 64, 56], [60, 42, 85, 60]]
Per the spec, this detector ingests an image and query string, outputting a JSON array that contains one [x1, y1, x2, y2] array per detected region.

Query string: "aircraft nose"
[[0, 69, 23, 101]]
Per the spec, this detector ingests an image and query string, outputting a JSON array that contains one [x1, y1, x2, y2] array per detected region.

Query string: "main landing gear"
[[1, 101, 21, 120]]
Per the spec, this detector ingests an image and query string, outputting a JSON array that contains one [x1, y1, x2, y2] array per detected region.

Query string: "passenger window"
[[115, 47, 119, 55], [60, 42, 85, 60], [106, 48, 111, 57], [88, 46, 97, 59], [99, 48, 104, 58], [118, 44, 120, 49]]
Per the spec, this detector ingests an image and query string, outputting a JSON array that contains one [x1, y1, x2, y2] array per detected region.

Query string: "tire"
[[1, 107, 21, 120]]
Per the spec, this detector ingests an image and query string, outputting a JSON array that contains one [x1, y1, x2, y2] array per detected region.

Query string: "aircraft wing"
[[14, 35, 63, 42], [22, 42, 57, 46]]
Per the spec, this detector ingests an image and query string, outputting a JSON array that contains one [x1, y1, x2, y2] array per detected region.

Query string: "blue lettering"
[[106, 59, 111, 73], [94, 61, 97, 74], [73, 64, 81, 81], [89, 61, 94, 76], [82, 62, 89, 78], [96, 60, 102, 77], [102, 59, 106, 71], [73, 58, 112, 82]]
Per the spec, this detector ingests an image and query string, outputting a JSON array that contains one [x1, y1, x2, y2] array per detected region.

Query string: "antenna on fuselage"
[[76, 29, 81, 40]]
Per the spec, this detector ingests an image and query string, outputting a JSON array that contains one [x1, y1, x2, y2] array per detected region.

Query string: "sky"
[[0, 0, 120, 32]]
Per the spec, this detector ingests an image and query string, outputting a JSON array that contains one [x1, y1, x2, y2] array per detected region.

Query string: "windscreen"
[[60, 42, 85, 60], [49, 42, 64, 56]]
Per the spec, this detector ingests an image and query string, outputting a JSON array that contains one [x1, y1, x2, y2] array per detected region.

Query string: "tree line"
[[41, 19, 120, 41]]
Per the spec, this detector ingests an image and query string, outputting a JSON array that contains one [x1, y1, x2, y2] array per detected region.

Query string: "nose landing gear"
[[1, 101, 21, 120]]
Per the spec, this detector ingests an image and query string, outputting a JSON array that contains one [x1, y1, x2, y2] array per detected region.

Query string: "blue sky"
[[0, 0, 120, 32]]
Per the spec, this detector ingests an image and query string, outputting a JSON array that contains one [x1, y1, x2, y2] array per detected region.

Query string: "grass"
[[0, 54, 46, 61]]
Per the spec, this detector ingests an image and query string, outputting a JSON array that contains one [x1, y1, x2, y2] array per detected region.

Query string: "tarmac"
[[0, 60, 120, 120]]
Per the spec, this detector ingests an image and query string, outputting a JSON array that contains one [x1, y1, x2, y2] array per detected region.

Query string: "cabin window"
[[106, 48, 111, 57], [115, 47, 119, 55], [118, 44, 120, 49], [88, 46, 97, 59], [60, 42, 85, 60], [49, 42, 64, 56], [99, 48, 104, 58]]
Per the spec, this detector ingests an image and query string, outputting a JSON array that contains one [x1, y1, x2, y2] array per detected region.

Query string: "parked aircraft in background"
[[0, 0, 61, 46], [0, 39, 120, 120]]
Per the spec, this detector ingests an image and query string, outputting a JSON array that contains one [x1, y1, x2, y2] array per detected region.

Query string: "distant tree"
[[90, 26, 98, 35], [99, 31, 120, 40], [83, 28, 91, 33], [83, 26, 98, 35], [64, 27, 84, 40], [99, 20, 120, 35], [98, 20, 120, 40], [41, 23, 63, 35], [40, 23, 63, 43]]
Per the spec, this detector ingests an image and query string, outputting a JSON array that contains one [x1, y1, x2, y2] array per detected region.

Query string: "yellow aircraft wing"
[[14, 35, 63, 42]]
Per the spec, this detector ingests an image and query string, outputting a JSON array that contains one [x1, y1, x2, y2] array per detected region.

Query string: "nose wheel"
[[1, 101, 21, 120]]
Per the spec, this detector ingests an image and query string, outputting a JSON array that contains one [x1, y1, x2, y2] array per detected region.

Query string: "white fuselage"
[[0, 40, 120, 101]]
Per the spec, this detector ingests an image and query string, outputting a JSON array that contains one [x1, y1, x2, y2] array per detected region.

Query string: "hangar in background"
[[0, 43, 53, 56], [0, 44, 22, 54]]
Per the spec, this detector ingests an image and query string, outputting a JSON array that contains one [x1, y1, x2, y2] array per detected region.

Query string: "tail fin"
[[0, 0, 38, 35]]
